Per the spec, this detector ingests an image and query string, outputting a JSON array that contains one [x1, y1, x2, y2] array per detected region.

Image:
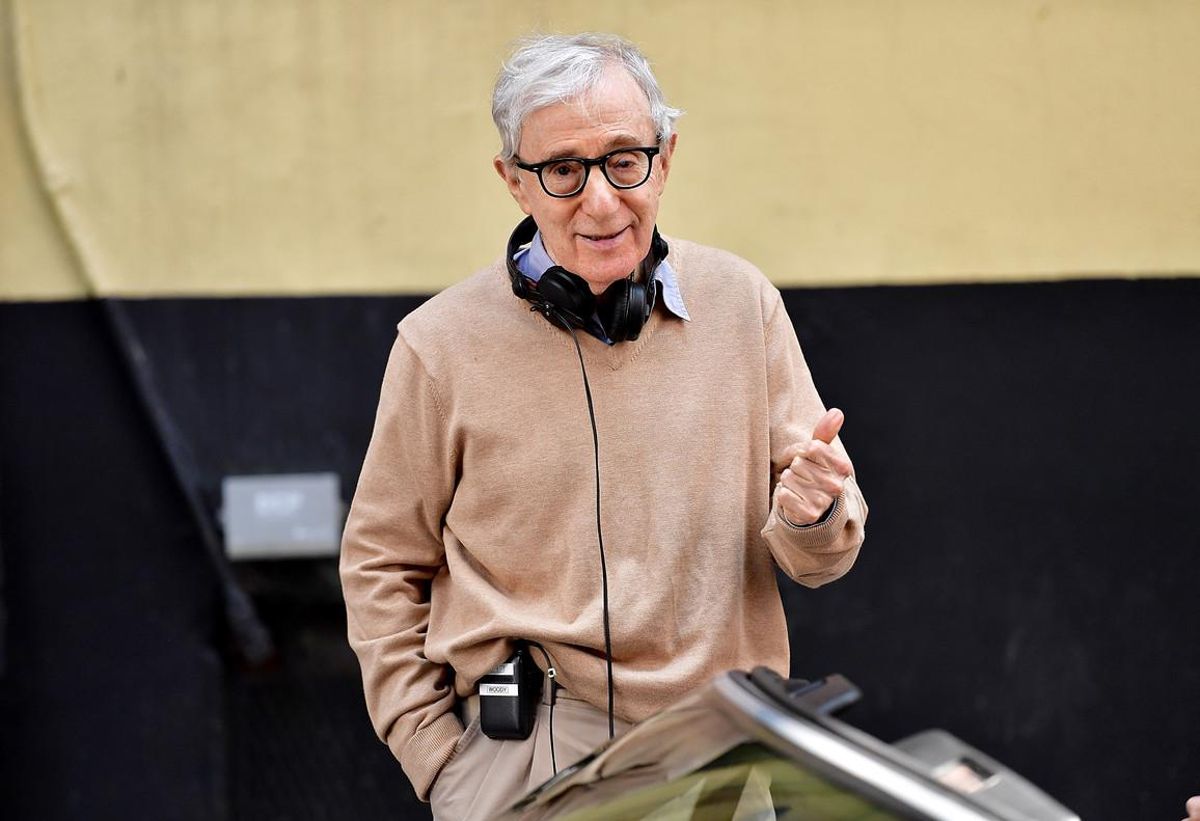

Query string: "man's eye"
[[547, 162, 578, 176]]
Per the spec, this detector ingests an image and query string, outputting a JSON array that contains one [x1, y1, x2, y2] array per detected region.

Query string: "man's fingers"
[[781, 466, 843, 498], [776, 484, 827, 526], [780, 442, 805, 465], [795, 440, 853, 477], [778, 408, 852, 525], [781, 408, 852, 479], [811, 407, 844, 445]]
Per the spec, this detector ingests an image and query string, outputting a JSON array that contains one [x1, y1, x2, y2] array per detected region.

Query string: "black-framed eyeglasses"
[[514, 146, 661, 198]]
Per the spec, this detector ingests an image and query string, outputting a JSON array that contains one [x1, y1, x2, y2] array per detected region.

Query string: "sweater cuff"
[[393, 710, 464, 803], [771, 490, 848, 549]]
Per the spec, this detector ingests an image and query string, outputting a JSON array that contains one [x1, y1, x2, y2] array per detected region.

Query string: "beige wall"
[[1, 1, 83, 299], [3, 0, 1199, 300]]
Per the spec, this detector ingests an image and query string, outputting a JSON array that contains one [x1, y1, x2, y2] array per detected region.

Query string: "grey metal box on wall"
[[221, 473, 344, 560]]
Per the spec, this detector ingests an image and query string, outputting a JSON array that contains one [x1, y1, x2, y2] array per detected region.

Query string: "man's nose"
[[579, 167, 621, 215]]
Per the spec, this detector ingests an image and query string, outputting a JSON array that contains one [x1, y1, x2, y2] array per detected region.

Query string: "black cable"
[[561, 321, 616, 740], [527, 641, 559, 774], [548, 681, 557, 773]]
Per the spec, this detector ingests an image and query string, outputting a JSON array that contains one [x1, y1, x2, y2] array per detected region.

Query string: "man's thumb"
[[812, 408, 845, 445]]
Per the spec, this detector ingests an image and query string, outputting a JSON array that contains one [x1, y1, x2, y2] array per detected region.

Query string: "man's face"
[[495, 65, 676, 294]]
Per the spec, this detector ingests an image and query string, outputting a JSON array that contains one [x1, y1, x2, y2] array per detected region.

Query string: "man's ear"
[[656, 132, 678, 188], [494, 156, 533, 215]]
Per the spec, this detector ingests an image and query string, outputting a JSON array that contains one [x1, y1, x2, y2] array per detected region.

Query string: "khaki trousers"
[[429, 689, 631, 821]]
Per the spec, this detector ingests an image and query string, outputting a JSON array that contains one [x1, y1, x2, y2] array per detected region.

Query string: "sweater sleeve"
[[759, 288, 868, 587], [339, 330, 463, 801]]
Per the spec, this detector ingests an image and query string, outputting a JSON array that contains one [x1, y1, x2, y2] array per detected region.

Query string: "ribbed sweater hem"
[[774, 492, 849, 549], [395, 710, 464, 802]]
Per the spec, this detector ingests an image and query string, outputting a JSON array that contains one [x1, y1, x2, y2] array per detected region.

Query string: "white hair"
[[491, 33, 683, 161]]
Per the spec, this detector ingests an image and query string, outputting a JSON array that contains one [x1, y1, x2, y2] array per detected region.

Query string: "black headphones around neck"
[[506, 216, 669, 343]]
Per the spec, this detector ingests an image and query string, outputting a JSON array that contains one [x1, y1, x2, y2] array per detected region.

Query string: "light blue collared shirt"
[[513, 231, 690, 345]]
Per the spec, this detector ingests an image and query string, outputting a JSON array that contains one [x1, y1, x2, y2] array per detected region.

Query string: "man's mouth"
[[580, 227, 629, 243]]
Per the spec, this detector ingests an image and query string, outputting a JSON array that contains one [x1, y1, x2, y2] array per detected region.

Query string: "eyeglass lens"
[[541, 151, 652, 196]]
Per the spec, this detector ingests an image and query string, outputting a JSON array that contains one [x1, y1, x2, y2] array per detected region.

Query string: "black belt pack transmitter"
[[479, 644, 544, 740]]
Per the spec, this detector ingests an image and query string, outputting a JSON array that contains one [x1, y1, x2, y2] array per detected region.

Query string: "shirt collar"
[[513, 231, 691, 322]]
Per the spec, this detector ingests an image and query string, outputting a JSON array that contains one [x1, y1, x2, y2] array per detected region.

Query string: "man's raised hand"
[[776, 408, 855, 526]]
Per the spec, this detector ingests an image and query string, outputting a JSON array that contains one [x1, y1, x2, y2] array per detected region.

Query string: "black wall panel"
[[0, 303, 225, 820], [115, 295, 429, 509], [778, 279, 1200, 820], [2, 278, 1197, 820]]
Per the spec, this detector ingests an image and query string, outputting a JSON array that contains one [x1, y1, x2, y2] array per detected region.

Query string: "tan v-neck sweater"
[[340, 238, 867, 800]]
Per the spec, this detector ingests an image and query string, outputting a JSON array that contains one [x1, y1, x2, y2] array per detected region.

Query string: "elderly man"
[[340, 33, 867, 819]]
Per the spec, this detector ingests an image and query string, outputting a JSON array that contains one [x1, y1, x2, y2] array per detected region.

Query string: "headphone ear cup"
[[600, 280, 649, 342], [537, 267, 595, 328]]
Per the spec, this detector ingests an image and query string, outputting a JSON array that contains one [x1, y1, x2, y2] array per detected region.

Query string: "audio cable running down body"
[[561, 320, 617, 741], [521, 315, 615, 777]]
